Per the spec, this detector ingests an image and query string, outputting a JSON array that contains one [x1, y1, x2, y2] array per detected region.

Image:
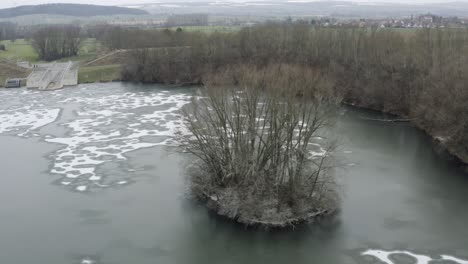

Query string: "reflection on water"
[[0, 83, 467, 264]]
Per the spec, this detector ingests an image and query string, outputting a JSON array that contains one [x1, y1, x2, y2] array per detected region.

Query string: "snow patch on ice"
[[362, 249, 468, 264]]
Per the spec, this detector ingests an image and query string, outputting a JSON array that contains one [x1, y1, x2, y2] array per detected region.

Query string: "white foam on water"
[[76, 185, 87, 192], [309, 142, 327, 158], [1, 87, 192, 192], [441, 255, 468, 264], [80, 258, 96, 264], [46, 91, 191, 191], [362, 249, 468, 264], [0, 108, 60, 136]]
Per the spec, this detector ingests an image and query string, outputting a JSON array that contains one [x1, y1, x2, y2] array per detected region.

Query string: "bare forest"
[[95, 23, 468, 165]]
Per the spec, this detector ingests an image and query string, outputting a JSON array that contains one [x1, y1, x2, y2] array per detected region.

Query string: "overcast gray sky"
[[0, 0, 463, 9]]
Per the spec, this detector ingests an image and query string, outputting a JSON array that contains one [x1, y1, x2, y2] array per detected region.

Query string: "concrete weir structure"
[[26, 62, 78, 90]]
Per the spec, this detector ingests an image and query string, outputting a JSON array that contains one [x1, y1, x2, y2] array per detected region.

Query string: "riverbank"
[[13, 67, 468, 173], [78, 64, 122, 83], [0, 62, 30, 87], [8, 61, 467, 172]]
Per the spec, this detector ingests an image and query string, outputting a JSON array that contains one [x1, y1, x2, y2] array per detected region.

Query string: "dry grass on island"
[[177, 65, 341, 228]]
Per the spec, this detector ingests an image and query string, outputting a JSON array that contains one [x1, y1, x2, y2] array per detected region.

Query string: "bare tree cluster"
[[31, 25, 82, 61], [178, 65, 339, 227]]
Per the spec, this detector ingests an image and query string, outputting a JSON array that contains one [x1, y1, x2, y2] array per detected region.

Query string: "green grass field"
[[0, 39, 38, 62], [78, 64, 122, 84], [0, 38, 119, 85]]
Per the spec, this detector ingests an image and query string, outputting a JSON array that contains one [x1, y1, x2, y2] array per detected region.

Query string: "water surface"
[[0, 83, 467, 264]]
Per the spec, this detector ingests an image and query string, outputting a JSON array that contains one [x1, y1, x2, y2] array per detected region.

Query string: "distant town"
[[103, 13, 468, 29], [322, 13, 468, 28]]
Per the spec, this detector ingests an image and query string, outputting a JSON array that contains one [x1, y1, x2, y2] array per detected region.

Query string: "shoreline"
[[196, 189, 338, 229]]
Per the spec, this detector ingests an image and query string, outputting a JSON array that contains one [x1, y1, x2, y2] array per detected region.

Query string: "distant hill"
[[0, 4, 148, 18]]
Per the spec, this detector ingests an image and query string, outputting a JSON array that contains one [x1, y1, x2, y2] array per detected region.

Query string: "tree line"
[[0, 22, 17, 41], [166, 14, 209, 27]]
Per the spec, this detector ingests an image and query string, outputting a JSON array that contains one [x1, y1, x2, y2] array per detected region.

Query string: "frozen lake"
[[0, 82, 467, 264]]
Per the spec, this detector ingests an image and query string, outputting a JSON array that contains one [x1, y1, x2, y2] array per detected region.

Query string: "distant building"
[[418, 13, 442, 26]]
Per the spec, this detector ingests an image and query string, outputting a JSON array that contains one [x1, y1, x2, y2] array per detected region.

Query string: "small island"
[[177, 65, 340, 228]]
